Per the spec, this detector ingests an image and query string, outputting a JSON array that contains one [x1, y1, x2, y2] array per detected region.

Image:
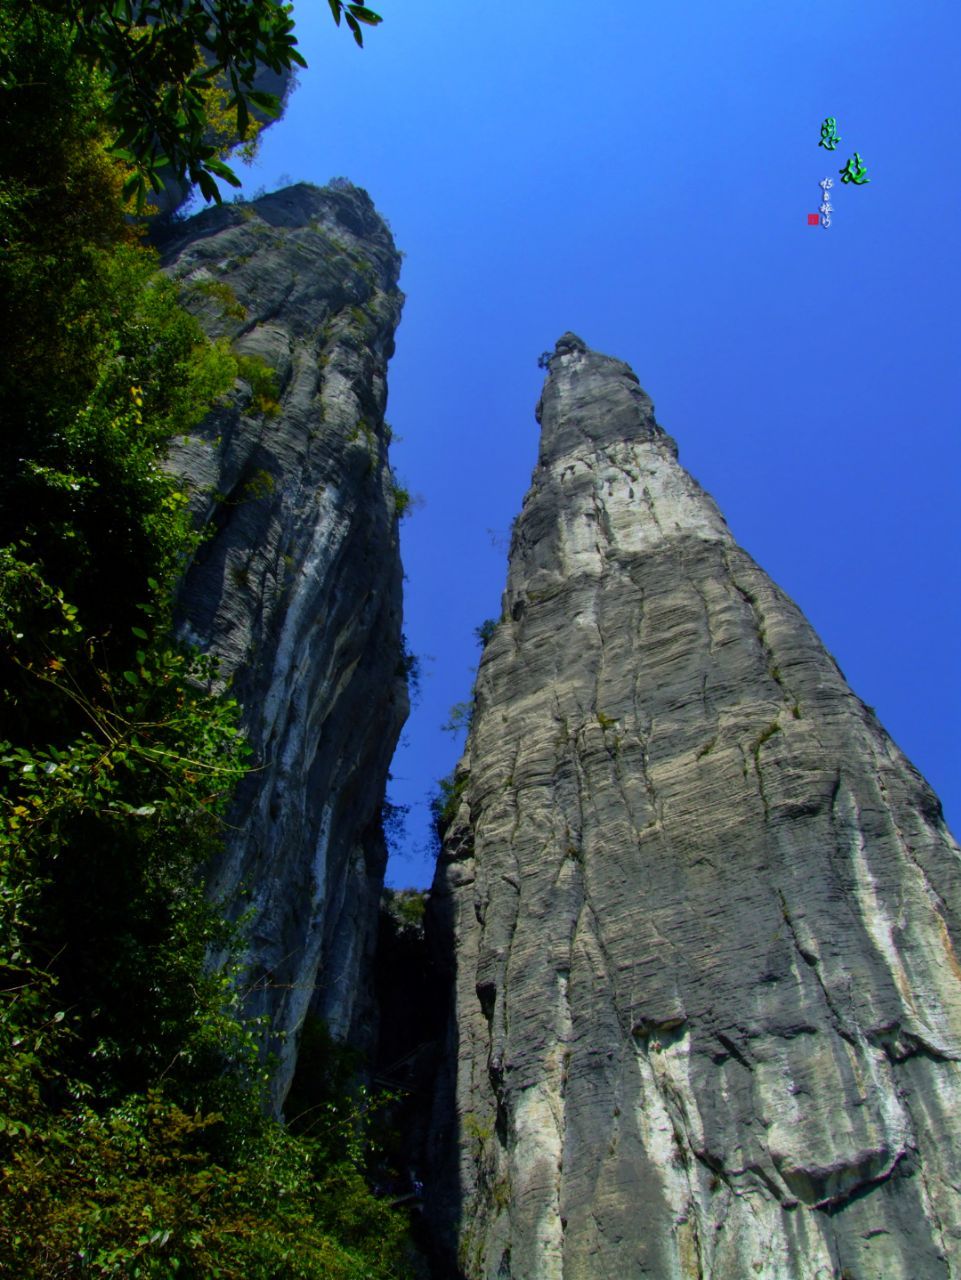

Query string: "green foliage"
[[442, 701, 473, 736], [190, 277, 248, 320], [430, 771, 469, 852], [395, 635, 420, 699], [753, 720, 781, 753], [12, 0, 382, 209], [285, 1016, 365, 1139], [391, 483, 412, 520], [0, 1078, 412, 1276], [474, 617, 498, 647], [325, 1, 384, 49], [0, 272, 237, 743], [387, 889, 427, 928], [0, 12, 413, 1275], [235, 352, 281, 418], [462, 1110, 493, 1147], [242, 468, 277, 501], [381, 798, 410, 861], [348, 417, 378, 470]]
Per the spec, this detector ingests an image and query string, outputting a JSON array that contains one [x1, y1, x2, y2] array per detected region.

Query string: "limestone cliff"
[[157, 182, 408, 1111], [430, 333, 961, 1279]]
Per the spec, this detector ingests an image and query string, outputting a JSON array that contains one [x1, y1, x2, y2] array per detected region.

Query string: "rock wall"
[[157, 182, 408, 1111], [430, 333, 961, 1279]]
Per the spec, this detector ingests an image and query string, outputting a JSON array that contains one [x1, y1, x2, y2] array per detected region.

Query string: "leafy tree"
[[0, 6, 414, 1274], [12, 0, 383, 207]]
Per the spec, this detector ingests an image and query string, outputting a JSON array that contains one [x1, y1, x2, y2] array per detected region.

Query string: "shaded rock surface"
[[374, 890, 449, 1273], [429, 333, 961, 1278], [158, 182, 408, 1111]]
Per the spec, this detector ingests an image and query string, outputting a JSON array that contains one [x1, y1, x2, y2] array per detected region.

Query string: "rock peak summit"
[[536, 334, 673, 466]]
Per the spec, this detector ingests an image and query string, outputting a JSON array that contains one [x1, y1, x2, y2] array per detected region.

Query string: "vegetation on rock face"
[[430, 771, 469, 853], [474, 617, 498, 648], [441, 700, 473, 737], [0, 6, 411, 1276], [391, 481, 413, 520], [395, 635, 421, 703], [384, 888, 428, 929], [235, 351, 282, 418]]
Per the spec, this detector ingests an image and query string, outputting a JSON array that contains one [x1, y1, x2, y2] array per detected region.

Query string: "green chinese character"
[[818, 116, 841, 151], [839, 152, 870, 184]]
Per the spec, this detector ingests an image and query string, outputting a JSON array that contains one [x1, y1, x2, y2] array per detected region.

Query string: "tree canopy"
[[12, 0, 382, 207], [0, 4, 414, 1273]]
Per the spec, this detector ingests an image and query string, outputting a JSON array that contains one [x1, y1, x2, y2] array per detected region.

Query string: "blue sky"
[[220, 0, 961, 887]]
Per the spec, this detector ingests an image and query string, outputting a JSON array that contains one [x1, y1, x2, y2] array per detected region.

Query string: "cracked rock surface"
[[157, 183, 408, 1111], [429, 333, 961, 1279]]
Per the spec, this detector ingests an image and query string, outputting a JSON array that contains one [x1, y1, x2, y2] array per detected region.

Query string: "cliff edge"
[[158, 182, 408, 1111]]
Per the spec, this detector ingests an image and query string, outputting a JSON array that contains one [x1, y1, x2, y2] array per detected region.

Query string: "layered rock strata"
[[158, 183, 408, 1110], [430, 333, 961, 1278]]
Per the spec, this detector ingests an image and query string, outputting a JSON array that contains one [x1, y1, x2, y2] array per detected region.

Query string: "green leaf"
[[123, 670, 139, 686], [246, 90, 281, 118], [344, 11, 364, 45], [122, 171, 148, 212], [131, 626, 148, 640], [327, 0, 342, 24], [347, 5, 382, 25], [234, 91, 249, 138], [204, 157, 242, 187], [196, 170, 222, 203]]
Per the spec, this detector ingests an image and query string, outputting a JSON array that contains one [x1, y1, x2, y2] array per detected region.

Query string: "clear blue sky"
[[218, 0, 961, 887]]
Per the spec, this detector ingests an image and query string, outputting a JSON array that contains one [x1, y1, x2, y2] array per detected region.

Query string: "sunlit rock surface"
[[429, 333, 961, 1279], [158, 182, 407, 1111]]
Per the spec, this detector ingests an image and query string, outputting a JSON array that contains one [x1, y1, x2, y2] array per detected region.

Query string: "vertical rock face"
[[431, 333, 961, 1279], [157, 183, 408, 1109]]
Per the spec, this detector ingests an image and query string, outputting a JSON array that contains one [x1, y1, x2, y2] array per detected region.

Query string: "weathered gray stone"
[[430, 333, 961, 1279], [158, 182, 408, 1111]]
